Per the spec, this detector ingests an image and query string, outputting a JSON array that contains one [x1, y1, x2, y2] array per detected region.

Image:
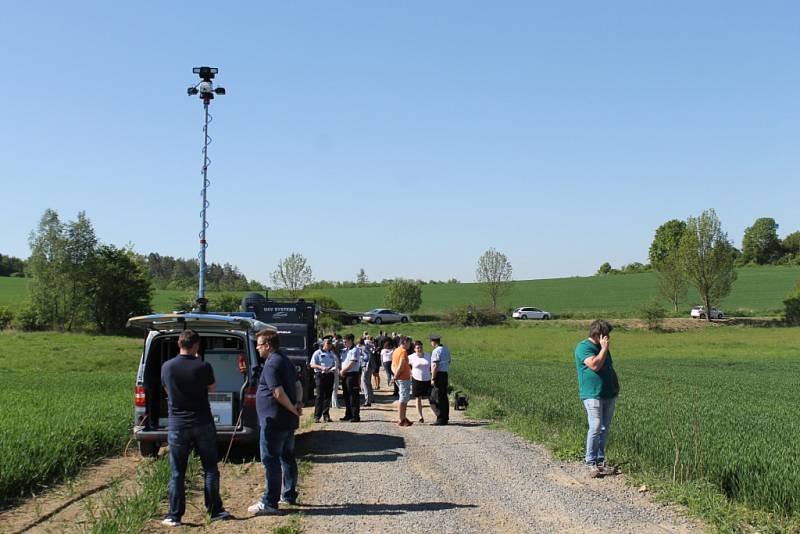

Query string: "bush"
[[208, 292, 244, 312], [442, 305, 506, 327], [639, 297, 666, 330], [12, 303, 44, 331], [0, 307, 13, 329], [784, 283, 800, 325]]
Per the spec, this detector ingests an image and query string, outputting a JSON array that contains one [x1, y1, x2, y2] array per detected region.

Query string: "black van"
[[127, 313, 276, 457]]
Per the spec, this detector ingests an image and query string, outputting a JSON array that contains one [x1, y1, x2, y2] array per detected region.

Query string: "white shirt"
[[341, 346, 362, 373], [432, 345, 451, 372], [409, 352, 432, 381], [381, 348, 394, 363], [310, 349, 336, 374]]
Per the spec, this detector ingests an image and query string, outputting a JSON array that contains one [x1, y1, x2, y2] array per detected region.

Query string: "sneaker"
[[598, 462, 617, 475], [248, 501, 281, 516], [161, 517, 181, 527], [210, 510, 231, 522], [588, 464, 602, 478], [279, 497, 297, 506]]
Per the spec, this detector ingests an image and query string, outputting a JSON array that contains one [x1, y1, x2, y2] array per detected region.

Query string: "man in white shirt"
[[339, 334, 362, 422]]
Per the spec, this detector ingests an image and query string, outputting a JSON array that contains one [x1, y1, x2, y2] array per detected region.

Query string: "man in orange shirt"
[[391, 336, 413, 427]]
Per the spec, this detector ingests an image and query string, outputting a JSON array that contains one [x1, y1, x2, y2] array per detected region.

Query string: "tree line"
[[144, 253, 263, 291], [0, 254, 26, 277]]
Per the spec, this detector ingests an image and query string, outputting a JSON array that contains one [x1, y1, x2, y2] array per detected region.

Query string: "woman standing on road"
[[409, 340, 432, 423], [381, 339, 395, 393]]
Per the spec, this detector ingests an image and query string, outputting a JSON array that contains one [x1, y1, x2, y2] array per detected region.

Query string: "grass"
[[0, 331, 141, 506], [351, 321, 800, 533]]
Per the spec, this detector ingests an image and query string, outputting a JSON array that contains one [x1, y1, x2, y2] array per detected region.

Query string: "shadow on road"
[[284, 501, 477, 516], [296, 430, 405, 456]]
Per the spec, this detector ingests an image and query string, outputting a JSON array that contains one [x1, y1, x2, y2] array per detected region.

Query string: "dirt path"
[[292, 389, 703, 534], [0, 455, 142, 534], [1, 389, 704, 533]]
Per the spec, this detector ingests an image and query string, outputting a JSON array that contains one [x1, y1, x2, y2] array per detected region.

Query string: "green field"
[[0, 332, 140, 506], [356, 321, 800, 531], [3, 265, 799, 318]]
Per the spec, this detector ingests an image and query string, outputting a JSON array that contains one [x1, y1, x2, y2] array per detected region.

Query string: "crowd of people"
[[310, 330, 451, 427], [157, 320, 618, 525]]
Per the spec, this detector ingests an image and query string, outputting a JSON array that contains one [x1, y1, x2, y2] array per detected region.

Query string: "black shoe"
[[339, 416, 352, 421], [431, 420, 448, 426], [314, 418, 321, 423], [350, 417, 361, 422], [323, 415, 332, 422]]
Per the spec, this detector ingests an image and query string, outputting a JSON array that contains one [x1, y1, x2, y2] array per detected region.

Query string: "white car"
[[512, 307, 551, 320], [361, 308, 411, 324], [690, 306, 724, 319]]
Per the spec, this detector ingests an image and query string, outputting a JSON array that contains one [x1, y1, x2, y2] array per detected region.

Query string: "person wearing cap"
[[391, 336, 413, 427], [309, 339, 337, 423], [429, 334, 451, 426], [339, 334, 362, 422]]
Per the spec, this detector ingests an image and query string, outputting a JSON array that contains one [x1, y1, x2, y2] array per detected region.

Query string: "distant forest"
[[0, 251, 263, 292]]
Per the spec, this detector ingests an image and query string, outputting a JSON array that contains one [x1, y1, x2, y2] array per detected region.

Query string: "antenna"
[[187, 67, 226, 313]]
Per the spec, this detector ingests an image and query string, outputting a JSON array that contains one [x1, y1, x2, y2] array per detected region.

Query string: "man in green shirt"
[[575, 319, 619, 478]]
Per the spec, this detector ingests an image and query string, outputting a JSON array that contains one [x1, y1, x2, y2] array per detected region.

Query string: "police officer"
[[339, 334, 362, 422], [429, 334, 451, 426], [309, 339, 337, 423]]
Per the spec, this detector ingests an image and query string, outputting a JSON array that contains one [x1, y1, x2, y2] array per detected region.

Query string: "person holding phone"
[[574, 320, 620, 478]]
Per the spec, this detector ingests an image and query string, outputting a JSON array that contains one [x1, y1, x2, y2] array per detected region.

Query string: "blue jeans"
[[167, 422, 223, 521], [260, 421, 298, 507], [583, 397, 617, 465]]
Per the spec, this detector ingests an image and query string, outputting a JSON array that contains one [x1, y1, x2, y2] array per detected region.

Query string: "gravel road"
[[292, 389, 702, 534]]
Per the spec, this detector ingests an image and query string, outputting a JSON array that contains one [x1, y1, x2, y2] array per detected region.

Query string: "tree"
[[782, 231, 800, 256], [679, 209, 738, 321], [475, 248, 513, 310], [656, 253, 688, 312], [649, 219, 687, 267], [385, 278, 422, 313], [88, 245, 153, 333], [596, 262, 613, 275], [63, 212, 97, 330], [356, 268, 369, 286], [741, 217, 782, 265], [27, 209, 68, 329], [271, 253, 313, 297]]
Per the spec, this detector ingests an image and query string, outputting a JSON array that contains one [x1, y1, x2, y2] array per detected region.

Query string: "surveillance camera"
[[197, 81, 213, 94]]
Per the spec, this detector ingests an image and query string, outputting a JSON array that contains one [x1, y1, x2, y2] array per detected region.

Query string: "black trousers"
[[314, 373, 334, 419], [431, 372, 449, 423], [343, 372, 361, 420]]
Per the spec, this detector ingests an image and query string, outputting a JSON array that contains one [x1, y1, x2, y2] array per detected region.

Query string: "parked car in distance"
[[690, 306, 724, 319], [362, 308, 411, 324], [512, 307, 551, 320]]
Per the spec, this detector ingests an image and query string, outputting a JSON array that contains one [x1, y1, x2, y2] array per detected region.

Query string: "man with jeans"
[[575, 320, 620, 478], [249, 330, 303, 515], [160, 329, 229, 526]]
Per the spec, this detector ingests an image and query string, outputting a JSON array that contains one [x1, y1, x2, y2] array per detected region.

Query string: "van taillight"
[[244, 386, 257, 408], [135, 386, 146, 407]]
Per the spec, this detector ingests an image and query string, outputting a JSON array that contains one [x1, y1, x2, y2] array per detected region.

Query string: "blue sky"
[[2, 1, 798, 284]]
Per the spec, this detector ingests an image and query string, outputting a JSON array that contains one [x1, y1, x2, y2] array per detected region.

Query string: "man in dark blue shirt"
[[248, 330, 303, 515], [160, 329, 229, 526]]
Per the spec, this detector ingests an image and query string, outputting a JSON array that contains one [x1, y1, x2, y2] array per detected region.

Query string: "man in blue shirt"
[[429, 334, 451, 426], [309, 338, 337, 423], [575, 320, 620, 478], [248, 330, 303, 515], [160, 330, 229, 527]]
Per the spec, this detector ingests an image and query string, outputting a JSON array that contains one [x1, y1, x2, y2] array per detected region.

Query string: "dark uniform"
[[340, 344, 362, 422]]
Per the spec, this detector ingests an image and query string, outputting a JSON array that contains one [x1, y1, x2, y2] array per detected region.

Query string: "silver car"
[[361, 308, 411, 324]]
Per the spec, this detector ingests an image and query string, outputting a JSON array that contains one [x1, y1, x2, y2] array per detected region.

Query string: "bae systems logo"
[[273, 311, 289, 319]]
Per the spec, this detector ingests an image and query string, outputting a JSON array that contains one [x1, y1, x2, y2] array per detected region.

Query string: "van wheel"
[[139, 441, 160, 458]]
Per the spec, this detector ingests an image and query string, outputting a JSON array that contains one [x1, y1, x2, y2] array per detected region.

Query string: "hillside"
[[2, 265, 798, 317]]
